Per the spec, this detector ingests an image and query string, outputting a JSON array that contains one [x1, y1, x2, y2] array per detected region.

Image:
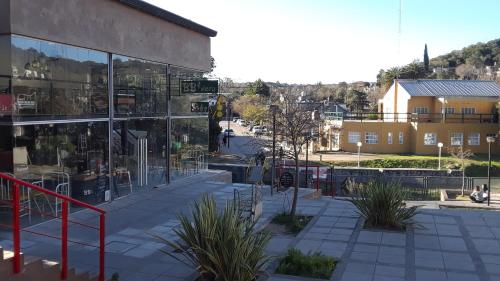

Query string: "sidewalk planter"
[[275, 248, 337, 280]]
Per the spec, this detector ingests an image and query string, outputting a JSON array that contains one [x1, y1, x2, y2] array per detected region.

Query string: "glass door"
[[112, 119, 166, 198]]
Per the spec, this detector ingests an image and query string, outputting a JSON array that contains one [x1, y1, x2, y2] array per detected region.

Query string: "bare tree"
[[449, 145, 474, 196], [267, 92, 321, 217]]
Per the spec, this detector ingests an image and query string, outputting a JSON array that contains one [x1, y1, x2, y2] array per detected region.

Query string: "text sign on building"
[[191, 102, 209, 113], [181, 80, 218, 94]]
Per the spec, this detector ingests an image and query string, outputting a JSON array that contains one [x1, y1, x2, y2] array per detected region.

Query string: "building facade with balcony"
[[316, 80, 500, 155], [0, 0, 217, 212]]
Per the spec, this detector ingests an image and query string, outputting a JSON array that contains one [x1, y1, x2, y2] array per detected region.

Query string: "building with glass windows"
[[0, 0, 216, 209]]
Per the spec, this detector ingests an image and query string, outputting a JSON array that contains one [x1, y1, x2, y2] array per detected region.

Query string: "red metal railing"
[[277, 165, 337, 198], [0, 173, 106, 281]]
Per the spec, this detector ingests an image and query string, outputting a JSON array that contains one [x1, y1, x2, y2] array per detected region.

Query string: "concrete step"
[[0, 244, 102, 281]]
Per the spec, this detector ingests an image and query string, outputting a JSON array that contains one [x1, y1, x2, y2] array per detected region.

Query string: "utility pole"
[[226, 101, 231, 148]]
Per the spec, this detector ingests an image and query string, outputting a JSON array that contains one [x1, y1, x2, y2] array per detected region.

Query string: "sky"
[[146, 0, 500, 84]]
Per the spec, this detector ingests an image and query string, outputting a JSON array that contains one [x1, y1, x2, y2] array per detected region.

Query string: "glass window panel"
[[113, 55, 166, 117], [170, 117, 208, 181], [11, 35, 108, 118], [12, 122, 109, 210], [365, 132, 378, 144], [348, 132, 360, 143], [468, 133, 480, 146], [170, 66, 208, 117], [424, 133, 437, 145], [451, 132, 463, 146]]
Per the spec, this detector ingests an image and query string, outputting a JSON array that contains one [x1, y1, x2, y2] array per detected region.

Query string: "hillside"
[[377, 38, 500, 91]]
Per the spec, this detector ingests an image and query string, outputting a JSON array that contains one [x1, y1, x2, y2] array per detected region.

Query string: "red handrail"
[[0, 172, 106, 281]]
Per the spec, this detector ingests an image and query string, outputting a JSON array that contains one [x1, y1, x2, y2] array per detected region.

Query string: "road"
[[217, 121, 383, 163], [218, 121, 265, 159]]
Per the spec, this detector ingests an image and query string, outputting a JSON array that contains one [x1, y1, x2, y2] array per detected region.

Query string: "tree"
[[244, 79, 270, 97], [449, 145, 474, 196], [345, 89, 368, 112], [271, 93, 320, 217], [254, 79, 270, 96], [424, 44, 429, 72]]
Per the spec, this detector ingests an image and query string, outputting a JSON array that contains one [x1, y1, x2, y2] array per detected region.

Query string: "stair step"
[[0, 245, 100, 281]]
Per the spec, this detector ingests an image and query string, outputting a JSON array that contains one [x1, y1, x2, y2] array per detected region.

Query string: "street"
[[218, 121, 266, 159]]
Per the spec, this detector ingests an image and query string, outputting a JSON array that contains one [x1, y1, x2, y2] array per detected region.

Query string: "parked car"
[[223, 129, 235, 137], [252, 126, 265, 135], [237, 119, 247, 126]]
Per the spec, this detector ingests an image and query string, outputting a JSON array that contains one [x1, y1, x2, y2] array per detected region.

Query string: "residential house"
[[316, 80, 500, 155]]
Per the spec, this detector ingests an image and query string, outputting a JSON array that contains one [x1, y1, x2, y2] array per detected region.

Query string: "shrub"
[[347, 181, 418, 230], [154, 195, 271, 281], [275, 248, 336, 279], [271, 213, 312, 234]]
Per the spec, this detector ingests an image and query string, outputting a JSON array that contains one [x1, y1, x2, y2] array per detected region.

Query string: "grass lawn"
[[314, 154, 500, 177]]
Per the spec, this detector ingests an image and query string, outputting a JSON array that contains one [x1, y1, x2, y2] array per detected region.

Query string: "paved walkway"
[[2, 170, 500, 281], [264, 198, 500, 281]]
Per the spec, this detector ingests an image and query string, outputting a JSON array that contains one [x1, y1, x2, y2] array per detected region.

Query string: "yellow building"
[[318, 80, 500, 155]]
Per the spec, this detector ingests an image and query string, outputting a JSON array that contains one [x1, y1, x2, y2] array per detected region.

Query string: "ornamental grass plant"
[[154, 195, 271, 281], [347, 180, 418, 230]]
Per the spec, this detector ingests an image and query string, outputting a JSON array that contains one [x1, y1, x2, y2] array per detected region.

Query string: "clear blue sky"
[[147, 0, 500, 84]]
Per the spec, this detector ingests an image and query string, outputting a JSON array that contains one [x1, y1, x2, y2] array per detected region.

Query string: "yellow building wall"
[[440, 99, 496, 114], [338, 122, 500, 155], [407, 96, 436, 113], [411, 123, 500, 155], [340, 122, 411, 154]]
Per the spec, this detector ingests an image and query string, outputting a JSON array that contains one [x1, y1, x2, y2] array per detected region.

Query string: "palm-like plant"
[[154, 195, 271, 281], [347, 181, 418, 230]]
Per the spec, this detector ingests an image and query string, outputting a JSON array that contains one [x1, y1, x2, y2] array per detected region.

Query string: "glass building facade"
[[0, 35, 209, 214]]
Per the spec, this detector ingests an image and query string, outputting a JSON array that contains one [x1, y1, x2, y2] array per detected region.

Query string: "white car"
[[237, 119, 247, 126], [252, 126, 265, 135]]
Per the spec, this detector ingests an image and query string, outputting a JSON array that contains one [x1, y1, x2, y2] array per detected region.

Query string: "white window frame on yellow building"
[[424, 133, 437, 145], [413, 107, 429, 114], [442, 107, 455, 114], [461, 107, 476, 114], [399, 132, 404, 144], [365, 132, 378, 144], [387, 132, 393, 144], [468, 133, 480, 146], [451, 132, 464, 146], [348, 132, 360, 143]]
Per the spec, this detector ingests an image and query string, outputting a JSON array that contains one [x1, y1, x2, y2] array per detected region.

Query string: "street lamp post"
[[226, 101, 231, 148], [437, 142, 443, 170], [305, 138, 309, 188], [357, 141, 362, 168], [487, 136, 495, 206], [270, 105, 279, 195]]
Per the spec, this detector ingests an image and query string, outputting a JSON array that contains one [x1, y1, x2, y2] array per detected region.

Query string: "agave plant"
[[154, 195, 271, 281], [347, 180, 418, 230]]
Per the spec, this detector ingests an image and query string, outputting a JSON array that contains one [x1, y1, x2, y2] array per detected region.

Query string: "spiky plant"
[[347, 181, 418, 230], [154, 195, 271, 281]]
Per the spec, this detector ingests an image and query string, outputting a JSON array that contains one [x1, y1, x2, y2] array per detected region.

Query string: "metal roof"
[[118, 0, 217, 37], [398, 80, 500, 97]]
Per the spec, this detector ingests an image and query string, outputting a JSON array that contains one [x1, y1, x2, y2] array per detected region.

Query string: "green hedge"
[[318, 156, 500, 177]]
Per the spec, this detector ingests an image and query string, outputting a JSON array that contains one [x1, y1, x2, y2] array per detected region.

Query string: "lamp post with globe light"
[[357, 141, 362, 168], [437, 142, 443, 170], [487, 136, 495, 206]]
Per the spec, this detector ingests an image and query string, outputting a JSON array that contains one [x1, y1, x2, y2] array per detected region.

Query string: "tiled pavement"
[[266, 199, 500, 281], [2, 170, 500, 281]]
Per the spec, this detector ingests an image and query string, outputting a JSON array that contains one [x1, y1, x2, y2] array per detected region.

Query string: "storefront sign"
[[181, 80, 218, 94], [280, 172, 294, 188], [191, 102, 209, 112]]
